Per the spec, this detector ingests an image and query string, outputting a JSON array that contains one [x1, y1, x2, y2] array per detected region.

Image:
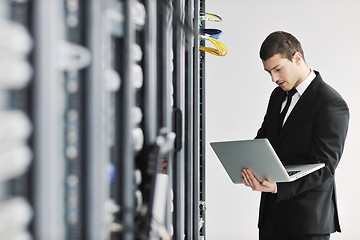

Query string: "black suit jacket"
[[256, 71, 349, 234]]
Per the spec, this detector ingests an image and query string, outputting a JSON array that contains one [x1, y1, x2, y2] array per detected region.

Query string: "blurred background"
[[0, 0, 208, 239]]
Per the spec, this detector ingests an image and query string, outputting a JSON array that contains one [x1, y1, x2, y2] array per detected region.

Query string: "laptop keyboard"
[[287, 170, 300, 176]]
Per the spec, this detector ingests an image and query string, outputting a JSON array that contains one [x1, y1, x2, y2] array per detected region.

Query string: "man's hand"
[[241, 168, 277, 193]]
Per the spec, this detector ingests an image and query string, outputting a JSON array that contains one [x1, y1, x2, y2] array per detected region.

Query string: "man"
[[241, 31, 349, 240]]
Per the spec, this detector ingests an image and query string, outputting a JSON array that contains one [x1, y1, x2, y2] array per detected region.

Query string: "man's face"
[[262, 54, 301, 91]]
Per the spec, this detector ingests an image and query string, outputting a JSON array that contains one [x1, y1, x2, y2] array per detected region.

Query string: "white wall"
[[205, 1, 360, 239]]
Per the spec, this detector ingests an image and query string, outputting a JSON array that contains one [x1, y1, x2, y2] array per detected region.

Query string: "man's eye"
[[275, 68, 281, 72]]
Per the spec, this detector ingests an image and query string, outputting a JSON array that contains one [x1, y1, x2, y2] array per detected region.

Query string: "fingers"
[[241, 169, 250, 186], [242, 169, 259, 190], [242, 170, 251, 187], [241, 169, 276, 193]]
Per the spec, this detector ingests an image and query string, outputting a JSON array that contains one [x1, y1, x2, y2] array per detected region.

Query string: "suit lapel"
[[277, 73, 324, 144]]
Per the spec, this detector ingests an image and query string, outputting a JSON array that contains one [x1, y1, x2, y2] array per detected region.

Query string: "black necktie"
[[278, 88, 297, 130]]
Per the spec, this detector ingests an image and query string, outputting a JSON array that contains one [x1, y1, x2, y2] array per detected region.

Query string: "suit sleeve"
[[276, 96, 349, 202], [256, 88, 280, 139], [256, 115, 268, 139]]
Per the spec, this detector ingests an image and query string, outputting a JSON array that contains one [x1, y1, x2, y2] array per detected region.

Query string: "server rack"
[[0, 0, 207, 239], [63, 1, 88, 238], [0, 1, 33, 239], [184, 0, 195, 238], [198, 1, 207, 238], [33, 0, 93, 238], [86, 0, 109, 239]]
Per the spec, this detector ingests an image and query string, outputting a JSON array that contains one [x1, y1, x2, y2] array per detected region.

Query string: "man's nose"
[[270, 72, 278, 82]]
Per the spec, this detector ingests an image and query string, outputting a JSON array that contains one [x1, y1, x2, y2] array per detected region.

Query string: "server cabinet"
[[0, 1, 33, 239], [0, 0, 208, 239]]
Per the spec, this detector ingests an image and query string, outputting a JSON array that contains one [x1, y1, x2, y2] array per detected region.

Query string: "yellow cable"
[[199, 36, 227, 56], [199, 12, 222, 22]]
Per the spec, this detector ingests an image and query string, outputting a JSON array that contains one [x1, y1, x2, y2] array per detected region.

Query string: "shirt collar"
[[295, 69, 316, 96]]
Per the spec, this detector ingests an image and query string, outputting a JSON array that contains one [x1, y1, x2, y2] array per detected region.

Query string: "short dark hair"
[[260, 31, 305, 62]]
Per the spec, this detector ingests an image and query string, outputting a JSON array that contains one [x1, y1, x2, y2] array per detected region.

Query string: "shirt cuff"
[[272, 184, 277, 194]]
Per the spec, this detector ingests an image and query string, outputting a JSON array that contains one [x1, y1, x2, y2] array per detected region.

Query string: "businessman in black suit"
[[241, 31, 349, 240]]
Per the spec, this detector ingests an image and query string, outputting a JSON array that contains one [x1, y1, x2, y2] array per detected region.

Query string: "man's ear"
[[293, 51, 303, 64]]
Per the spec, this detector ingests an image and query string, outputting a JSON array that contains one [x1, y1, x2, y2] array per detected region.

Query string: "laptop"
[[210, 138, 325, 183]]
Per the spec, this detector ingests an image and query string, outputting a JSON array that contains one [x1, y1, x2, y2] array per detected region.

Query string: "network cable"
[[199, 12, 227, 56], [199, 28, 222, 39], [199, 12, 222, 22], [199, 35, 227, 56]]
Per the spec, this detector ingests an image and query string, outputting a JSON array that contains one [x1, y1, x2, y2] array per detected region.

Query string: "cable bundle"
[[199, 13, 227, 56], [199, 35, 227, 56]]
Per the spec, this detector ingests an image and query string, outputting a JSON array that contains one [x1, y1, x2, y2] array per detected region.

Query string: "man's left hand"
[[241, 168, 277, 193]]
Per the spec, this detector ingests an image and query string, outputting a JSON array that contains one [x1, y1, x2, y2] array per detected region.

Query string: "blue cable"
[[200, 28, 222, 39]]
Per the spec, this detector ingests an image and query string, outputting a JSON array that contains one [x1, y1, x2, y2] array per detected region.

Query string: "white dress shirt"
[[280, 70, 316, 125]]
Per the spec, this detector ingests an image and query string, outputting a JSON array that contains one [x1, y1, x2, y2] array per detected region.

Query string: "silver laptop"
[[210, 138, 325, 183]]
